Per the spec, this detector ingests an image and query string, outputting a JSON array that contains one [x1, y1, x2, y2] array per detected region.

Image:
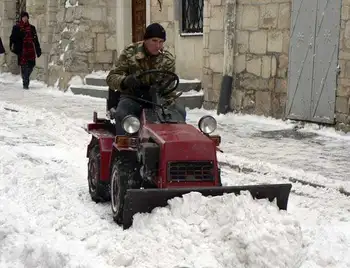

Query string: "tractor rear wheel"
[[87, 143, 110, 202], [110, 153, 140, 225]]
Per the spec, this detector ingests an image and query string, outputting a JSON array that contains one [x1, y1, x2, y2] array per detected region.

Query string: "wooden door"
[[132, 0, 147, 42], [286, 0, 341, 124]]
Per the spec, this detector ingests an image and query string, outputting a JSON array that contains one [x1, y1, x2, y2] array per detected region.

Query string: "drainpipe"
[[217, 0, 236, 115]]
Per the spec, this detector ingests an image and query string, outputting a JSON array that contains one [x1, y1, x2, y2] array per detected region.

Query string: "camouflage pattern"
[[106, 41, 176, 99]]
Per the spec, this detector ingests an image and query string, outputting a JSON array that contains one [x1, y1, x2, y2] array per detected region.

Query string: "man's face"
[[144, 38, 165, 56], [21, 16, 28, 23]]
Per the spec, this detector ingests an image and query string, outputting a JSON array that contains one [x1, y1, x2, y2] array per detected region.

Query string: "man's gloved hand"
[[163, 92, 181, 107], [163, 97, 176, 107], [122, 74, 142, 90]]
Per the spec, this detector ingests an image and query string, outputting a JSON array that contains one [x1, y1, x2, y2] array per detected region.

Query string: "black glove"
[[121, 74, 141, 90]]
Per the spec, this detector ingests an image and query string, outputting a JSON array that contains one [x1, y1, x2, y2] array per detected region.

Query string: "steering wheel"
[[136, 69, 179, 96]]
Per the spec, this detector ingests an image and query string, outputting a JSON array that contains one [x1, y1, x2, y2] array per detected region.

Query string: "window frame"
[[180, 0, 204, 37]]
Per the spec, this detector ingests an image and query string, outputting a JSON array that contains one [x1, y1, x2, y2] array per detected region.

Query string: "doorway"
[[132, 0, 147, 42], [286, 0, 342, 124]]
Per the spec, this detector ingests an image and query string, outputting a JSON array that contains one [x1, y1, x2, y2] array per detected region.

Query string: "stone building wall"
[[202, 0, 225, 108], [203, 0, 291, 118], [0, 0, 117, 89], [26, 0, 54, 82], [203, 0, 350, 131], [150, 0, 203, 80], [337, 0, 350, 131], [47, 0, 117, 89], [0, 0, 19, 74]]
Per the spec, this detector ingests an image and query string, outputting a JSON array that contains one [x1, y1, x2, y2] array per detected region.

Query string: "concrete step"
[[69, 85, 203, 109], [85, 76, 107, 87], [84, 74, 202, 92], [70, 84, 109, 99]]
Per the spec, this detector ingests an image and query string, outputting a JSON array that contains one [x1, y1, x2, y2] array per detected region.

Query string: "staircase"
[[69, 72, 204, 109]]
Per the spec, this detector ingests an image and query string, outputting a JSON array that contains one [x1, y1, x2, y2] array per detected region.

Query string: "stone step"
[[85, 76, 108, 87], [84, 75, 202, 92], [69, 85, 203, 109]]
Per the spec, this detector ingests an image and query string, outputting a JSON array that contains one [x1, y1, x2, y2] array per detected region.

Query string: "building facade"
[[152, 0, 350, 131], [0, 0, 349, 131]]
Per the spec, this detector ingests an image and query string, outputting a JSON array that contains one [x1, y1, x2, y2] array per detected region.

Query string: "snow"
[[0, 72, 349, 267], [179, 78, 201, 83], [65, 0, 79, 8], [68, 75, 84, 87], [85, 70, 109, 79], [70, 84, 109, 91], [181, 90, 204, 96]]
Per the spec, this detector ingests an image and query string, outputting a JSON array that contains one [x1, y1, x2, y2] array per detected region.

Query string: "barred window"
[[181, 0, 204, 34]]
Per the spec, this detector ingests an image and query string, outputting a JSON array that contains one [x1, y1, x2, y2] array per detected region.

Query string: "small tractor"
[[86, 70, 292, 229]]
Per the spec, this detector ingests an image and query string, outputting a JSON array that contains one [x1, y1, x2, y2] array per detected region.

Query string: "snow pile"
[[0, 200, 110, 268], [104, 192, 303, 268]]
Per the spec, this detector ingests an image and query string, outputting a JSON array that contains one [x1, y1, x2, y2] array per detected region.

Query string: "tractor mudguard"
[[121, 183, 292, 229], [87, 131, 115, 182]]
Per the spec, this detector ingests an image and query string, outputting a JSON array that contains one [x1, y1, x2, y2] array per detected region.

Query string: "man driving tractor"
[[106, 23, 186, 133]]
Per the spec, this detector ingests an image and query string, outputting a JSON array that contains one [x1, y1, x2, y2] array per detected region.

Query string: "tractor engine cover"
[[138, 142, 160, 180]]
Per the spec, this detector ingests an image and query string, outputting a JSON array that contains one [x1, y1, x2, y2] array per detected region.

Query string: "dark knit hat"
[[144, 23, 166, 41], [20, 11, 29, 19]]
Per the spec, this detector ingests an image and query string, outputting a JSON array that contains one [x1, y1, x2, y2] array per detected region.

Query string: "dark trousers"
[[113, 96, 187, 134], [20, 64, 34, 89]]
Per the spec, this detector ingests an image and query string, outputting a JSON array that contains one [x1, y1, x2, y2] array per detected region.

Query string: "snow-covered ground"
[[0, 73, 349, 268]]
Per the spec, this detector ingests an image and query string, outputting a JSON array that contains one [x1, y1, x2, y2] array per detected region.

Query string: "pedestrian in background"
[[10, 11, 41, 89]]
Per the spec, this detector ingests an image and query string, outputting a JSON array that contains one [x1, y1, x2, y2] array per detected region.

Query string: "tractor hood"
[[144, 124, 217, 161]]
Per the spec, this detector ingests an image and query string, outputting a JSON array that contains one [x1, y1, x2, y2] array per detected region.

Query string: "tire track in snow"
[[219, 161, 350, 197]]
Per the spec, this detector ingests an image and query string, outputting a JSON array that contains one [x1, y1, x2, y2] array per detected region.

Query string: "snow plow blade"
[[122, 183, 292, 229]]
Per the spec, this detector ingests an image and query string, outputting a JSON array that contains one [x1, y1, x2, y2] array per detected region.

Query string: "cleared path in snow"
[[0, 73, 349, 192], [0, 74, 349, 267]]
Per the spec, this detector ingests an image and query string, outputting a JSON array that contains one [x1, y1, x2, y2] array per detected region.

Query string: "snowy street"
[[0, 73, 349, 268]]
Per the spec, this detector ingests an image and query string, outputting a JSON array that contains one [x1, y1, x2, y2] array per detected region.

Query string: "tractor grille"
[[167, 161, 214, 181]]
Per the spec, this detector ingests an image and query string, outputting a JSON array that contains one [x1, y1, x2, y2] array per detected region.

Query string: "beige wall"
[[150, 0, 203, 80], [337, 0, 350, 131], [0, 0, 119, 89], [202, 0, 350, 131], [47, 0, 118, 88], [0, 0, 19, 74], [203, 0, 290, 118]]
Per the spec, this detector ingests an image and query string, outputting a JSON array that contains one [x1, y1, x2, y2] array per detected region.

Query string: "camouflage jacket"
[[106, 41, 176, 99]]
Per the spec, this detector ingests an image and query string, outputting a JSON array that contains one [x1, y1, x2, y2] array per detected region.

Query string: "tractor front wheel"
[[87, 143, 110, 202], [110, 153, 140, 225]]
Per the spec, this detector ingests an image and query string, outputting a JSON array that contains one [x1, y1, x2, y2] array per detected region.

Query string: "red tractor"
[[86, 70, 292, 229]]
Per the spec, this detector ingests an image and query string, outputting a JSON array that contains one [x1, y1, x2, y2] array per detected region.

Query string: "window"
[[181, 0, 204, 34]]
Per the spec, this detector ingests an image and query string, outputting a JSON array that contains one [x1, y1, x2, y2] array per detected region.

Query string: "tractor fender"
[[109, 145, 139, 180], [87, 131, 115, 182]]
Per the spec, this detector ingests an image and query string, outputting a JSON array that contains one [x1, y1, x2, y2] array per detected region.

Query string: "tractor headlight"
[[121, 115, 140, 134], [198, 115, 217, 134]]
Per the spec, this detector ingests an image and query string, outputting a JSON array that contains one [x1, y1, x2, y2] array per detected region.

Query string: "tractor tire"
[[110, 153, 141, 225], [87, 143, 110, 203]]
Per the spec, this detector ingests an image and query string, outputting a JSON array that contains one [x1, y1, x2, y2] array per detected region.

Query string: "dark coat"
[[0, 38, 5, 54], [9, 24, 41, 66]]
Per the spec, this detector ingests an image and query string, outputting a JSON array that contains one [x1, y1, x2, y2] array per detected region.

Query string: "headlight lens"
[[198, 115, 217, 134], [121, 115, 140, 134]]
